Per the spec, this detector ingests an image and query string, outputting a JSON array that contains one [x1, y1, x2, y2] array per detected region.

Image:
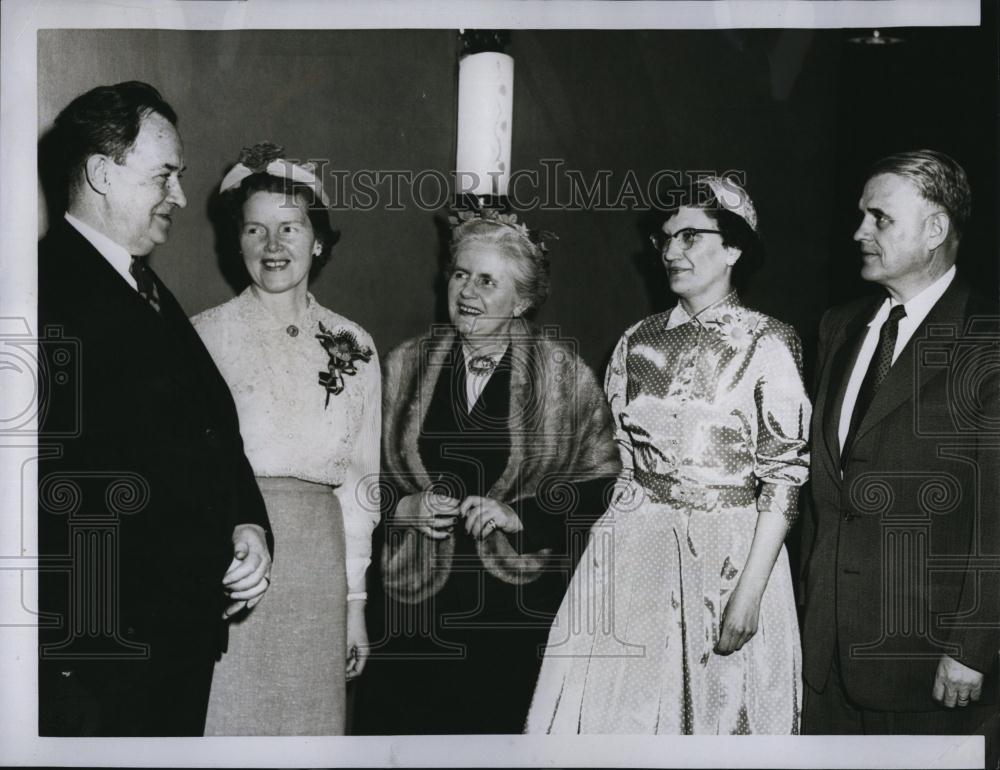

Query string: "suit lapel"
[[48, 223, 176, 345], [152, 276, 218, 388], [819, 298, 880, 473], [850, 278, 970, 446], [49, 222, 210, 393]]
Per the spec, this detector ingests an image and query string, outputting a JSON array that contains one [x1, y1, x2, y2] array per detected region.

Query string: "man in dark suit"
[[38, 81, 273, 736], [800, 150, 999, 755]]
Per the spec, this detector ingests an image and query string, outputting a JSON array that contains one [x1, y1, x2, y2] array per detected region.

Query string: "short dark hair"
[[222, 172, 336, 274], [867, 149, 972, 238], [53, 81, 177, 192], [663, 180, 764, 289]]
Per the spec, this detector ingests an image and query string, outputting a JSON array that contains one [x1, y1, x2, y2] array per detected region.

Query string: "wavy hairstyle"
[[448, 218, 552, 316]]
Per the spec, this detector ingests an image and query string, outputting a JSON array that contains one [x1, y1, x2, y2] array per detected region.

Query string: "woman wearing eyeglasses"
[[526, 177, 811, 735]]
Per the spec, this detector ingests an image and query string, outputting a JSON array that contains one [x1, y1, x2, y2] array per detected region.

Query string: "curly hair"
[[448, 218, 551, 315]]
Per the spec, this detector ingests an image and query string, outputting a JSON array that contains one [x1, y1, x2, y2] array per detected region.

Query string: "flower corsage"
[[316, 322, 373, 407], [708, 312, 757, 352]]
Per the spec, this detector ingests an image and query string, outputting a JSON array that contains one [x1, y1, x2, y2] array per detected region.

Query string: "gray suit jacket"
[[801, 275, 1000, 711]]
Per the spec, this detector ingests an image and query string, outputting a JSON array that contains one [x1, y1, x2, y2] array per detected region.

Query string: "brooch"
[[466, 355, 498, 376]]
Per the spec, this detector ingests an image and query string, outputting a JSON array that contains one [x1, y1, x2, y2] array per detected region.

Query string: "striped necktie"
[[841, 303, 907, 467], [129, 256, 161, 315]]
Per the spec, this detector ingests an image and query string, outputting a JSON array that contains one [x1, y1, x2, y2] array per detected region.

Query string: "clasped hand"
[[222, 523, 272, 619], [400, 489, 523, 540]]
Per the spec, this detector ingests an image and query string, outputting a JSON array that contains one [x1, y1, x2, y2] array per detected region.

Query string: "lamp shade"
[[455, 51, 514, 197]]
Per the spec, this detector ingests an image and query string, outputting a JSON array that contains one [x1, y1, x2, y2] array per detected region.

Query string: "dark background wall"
[[38, 20, 998, 377]]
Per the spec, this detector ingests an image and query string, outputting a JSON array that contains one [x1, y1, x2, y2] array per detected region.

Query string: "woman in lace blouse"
[[527, 177, 811, 735], [191, 144, 380, 735]]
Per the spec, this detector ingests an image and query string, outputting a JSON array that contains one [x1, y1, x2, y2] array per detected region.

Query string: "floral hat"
[[703, 176, 758, 232], [219, 142, 330, 207], [448, 206, 557, 259]]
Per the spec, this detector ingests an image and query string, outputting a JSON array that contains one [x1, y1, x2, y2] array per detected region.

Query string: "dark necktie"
[[841, 303, 907, 467], [129, 256, 161, 315]]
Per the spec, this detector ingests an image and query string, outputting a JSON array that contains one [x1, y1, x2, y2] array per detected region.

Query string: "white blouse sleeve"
[[332, 345, 382, 595]]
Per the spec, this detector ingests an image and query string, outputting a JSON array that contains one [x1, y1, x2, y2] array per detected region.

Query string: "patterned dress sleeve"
[[604, 326, 635, 478], [332, 343, 382, 595], [750, 326, 812, 525]]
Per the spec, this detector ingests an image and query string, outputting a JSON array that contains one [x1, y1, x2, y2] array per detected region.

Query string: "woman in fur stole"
[[355, 210, 620, 734]]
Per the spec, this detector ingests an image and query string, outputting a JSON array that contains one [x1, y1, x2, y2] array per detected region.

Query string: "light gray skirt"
[[205, 477, 347, 735]]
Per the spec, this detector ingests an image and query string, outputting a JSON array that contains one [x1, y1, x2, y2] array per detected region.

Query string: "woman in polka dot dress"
[[526, 177, 811, 734]]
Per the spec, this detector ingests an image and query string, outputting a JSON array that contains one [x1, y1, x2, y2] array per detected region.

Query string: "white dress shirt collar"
[[64, 212, 138, 291], [837, 265, 957, 454], [865, 265, 956, 362], [867, 264, 956, 335]]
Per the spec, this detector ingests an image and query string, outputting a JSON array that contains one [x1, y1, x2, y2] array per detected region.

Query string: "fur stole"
[[381, 325, 620, 603]]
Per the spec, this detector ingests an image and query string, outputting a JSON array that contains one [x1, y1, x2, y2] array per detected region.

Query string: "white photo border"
[[0, 1, 988, 767]]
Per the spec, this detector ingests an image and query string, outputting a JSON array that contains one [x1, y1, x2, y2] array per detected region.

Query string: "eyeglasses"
[[649, 228, 722, 254]]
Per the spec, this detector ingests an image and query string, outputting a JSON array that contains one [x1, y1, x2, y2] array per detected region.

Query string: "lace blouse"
[[192, 287, 380, 593]]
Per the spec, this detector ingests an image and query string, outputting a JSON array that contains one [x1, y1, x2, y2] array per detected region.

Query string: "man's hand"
[[222, 523, 271, 619], [932, 654, 984, 708]]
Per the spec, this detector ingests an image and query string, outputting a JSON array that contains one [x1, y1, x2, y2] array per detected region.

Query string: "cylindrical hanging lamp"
[[455, 30, 513, 202]]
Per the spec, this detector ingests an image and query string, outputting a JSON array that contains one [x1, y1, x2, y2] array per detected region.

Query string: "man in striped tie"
[[38, 81, 273, 736], [800, 150, 999, 762]]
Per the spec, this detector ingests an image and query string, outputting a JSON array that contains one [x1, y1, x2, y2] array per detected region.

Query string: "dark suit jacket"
[[801, 275, 1000, 711], [37, 221, 271, 704]]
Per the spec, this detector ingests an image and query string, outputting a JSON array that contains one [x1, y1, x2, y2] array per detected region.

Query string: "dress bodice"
[[608, 293, 810, 517], [191, 286, 380, 593], [191, 287, 376, 484]]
